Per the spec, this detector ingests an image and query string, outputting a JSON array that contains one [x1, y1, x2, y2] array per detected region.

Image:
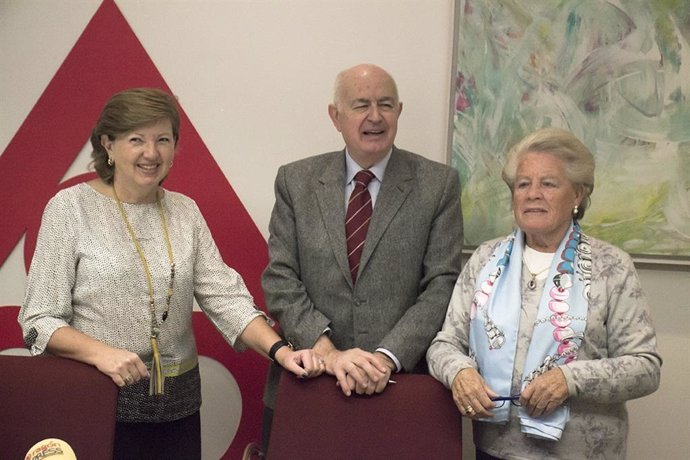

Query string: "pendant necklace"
[[113, 185, 175, 395], [523, 258, 550, 291]]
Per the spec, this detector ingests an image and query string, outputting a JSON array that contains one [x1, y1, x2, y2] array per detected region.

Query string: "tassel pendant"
[[149, 335, 165, 395]]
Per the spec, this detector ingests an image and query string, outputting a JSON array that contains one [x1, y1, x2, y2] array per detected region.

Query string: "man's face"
[[329, 67, 402, 167]]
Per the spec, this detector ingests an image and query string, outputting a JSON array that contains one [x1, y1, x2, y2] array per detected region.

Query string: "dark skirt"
[[113, 411, 201, 460]]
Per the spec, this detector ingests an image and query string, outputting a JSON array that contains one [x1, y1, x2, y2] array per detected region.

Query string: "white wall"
[[1, 1, 688, 459]]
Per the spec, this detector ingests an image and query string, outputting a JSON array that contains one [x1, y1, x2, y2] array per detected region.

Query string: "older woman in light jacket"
[[427, 127, 661, 459]]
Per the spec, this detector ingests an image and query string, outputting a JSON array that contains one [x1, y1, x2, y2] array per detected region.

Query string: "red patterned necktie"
[[346, 170, 375, 283]]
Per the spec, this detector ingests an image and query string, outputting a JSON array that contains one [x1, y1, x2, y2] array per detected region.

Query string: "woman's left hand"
[[520, 367, 569, 417], [275, 348, 326, 379]]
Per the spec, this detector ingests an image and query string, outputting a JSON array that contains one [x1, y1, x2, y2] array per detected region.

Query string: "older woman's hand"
[[451, 368, 498, 418], [519, 367, 569, 417], [275, 348, 326, 379]]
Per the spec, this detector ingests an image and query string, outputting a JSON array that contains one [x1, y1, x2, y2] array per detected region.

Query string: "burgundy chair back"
[[267, 373, 462, 459], [0, 355, 118, 459]]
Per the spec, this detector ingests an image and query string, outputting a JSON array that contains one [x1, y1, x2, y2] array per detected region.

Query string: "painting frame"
[[448, 0, 690, 267]]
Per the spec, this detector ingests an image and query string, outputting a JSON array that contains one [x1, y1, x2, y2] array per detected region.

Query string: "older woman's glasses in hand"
[[491, 396, 522, 408]]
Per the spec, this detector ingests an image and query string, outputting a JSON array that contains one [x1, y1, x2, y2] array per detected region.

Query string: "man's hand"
[[313, 334, 394, 396], [322, 348, 390, 396]]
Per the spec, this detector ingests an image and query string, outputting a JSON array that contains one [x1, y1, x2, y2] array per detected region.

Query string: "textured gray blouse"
[[20, 183, 264, 422], [427, 235, 662, 459]]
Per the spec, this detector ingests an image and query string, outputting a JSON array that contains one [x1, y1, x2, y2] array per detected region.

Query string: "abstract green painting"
[[451, 0, 690, 261]]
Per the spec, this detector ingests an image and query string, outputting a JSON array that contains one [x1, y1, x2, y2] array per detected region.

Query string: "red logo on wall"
[[0, 1, 269, 457]]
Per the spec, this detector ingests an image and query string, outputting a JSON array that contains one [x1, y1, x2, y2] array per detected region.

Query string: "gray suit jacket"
[[262, 147, 462, 406]]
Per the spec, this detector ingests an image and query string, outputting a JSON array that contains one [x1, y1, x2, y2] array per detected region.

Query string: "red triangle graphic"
[[0, 1, 268, 456]]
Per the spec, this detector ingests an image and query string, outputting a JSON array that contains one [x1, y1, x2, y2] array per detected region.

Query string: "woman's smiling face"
[[512, 151, 584, 251], [102, 118, 175, 203]]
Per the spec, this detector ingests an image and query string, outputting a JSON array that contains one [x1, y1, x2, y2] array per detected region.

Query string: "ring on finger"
[[124, 374, 134, 384], [465, 405, 474, 414]]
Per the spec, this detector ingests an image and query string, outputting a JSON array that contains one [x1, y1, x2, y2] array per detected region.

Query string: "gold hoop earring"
[[107, 156, 114, 167]]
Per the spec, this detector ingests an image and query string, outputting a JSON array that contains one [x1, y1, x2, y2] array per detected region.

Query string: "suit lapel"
[[359, 148, 414, 274], [315, 151, 353, 285]]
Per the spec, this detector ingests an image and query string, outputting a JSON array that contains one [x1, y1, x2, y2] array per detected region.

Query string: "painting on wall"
[[451, 0, 690, 263]]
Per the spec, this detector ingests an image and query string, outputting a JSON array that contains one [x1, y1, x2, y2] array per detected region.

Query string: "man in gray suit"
[[262, 64, 462, 415]]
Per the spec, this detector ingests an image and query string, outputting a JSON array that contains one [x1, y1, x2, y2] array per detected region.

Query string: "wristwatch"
[[268, 339, 292, 361]]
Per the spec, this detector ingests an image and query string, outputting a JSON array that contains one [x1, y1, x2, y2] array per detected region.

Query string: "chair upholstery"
[[267, 373, 462, 459], [0, 355, 118, 460]]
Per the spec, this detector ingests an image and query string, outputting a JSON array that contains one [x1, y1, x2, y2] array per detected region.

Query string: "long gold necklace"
[[113, 185, 175, 395]]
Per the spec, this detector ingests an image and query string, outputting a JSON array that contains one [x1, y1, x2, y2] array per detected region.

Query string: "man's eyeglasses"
[[491, 396, 521, 408]]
